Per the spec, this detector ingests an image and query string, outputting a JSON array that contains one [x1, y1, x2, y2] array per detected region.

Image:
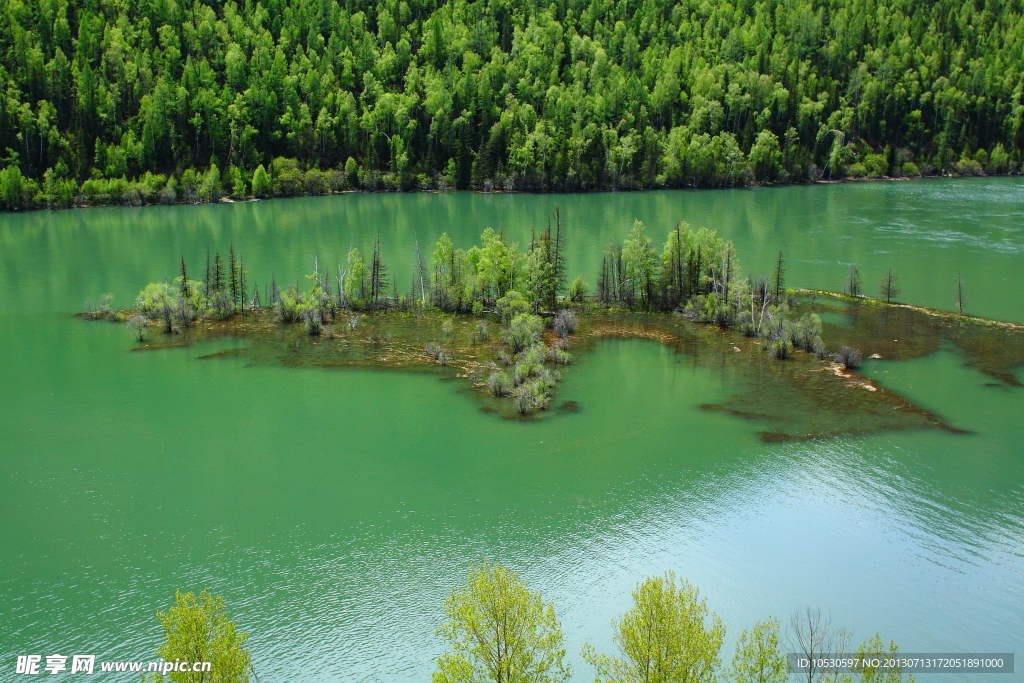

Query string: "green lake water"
[[1, 178, 1022, 680]]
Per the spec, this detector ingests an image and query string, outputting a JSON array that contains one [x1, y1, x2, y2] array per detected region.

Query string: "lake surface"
[[1, 179, 1022, 681]]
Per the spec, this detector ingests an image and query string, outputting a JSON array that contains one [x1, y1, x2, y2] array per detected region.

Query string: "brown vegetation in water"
[[96, 291, 1024, 439], [82, 221, 1022, 434], [578, 309, 977, 443]]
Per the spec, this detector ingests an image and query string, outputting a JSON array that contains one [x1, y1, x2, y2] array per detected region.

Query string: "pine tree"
[[846, 266, 862, 297], [665, 223, 686, 308], [179, 256, 190, 299], [213, 252, 224, 293], [879, 268, 901, 303], [204, 248, 211, 298], [692, 245, 703, 297], [721, 243, 734, 298], [551, 207, 566, 308], [228, 245, 239, 311], [370, 233, 389, 307], [237, 253, 246, 314], [597, 254, 611, 304], [772, 251, 785, 300]]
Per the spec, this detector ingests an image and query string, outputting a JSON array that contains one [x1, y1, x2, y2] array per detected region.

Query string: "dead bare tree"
[[788, 607, 850, 683], [414, 238, 427, 306], [126, 315, 147, 342]]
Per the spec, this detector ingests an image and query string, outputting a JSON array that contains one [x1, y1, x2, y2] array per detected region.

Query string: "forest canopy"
[[1, 0, 1022, 208]]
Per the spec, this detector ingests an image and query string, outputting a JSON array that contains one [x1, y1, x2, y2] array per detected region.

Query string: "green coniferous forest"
[[1, 0, 1022, 208]]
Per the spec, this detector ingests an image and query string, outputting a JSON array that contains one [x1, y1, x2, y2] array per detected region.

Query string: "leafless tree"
[[956, 270, 966, 315], [413, 238, 428, 306], [126, 315, 147, 342], [788, 607, 850, 683], [834, 346, 862, 369], [553, 309, 577, 339]]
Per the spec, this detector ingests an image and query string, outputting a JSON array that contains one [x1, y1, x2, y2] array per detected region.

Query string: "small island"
[[85, 211, 1024, 440]]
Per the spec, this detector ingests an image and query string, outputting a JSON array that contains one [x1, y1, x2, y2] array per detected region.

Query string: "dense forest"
[[3, 0, 1022, 208]]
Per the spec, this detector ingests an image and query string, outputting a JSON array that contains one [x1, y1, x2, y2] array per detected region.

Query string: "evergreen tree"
[[661, 223, 688, 309], [251, 165, 271, 198], [370, 233, 389, 308], [846, 266, 863, 297], [228, 245, 240, 311], [879, 269, 901, 303], [213, 252, 224, 294], [597, 254, 612, 305], [3, 0, 1021, 209], [237, 254, 246, 313], [772, 252, 786, 300], [551, 208, 566, 309], [204, 249, 212, 299], [179, 257, 190, 300]]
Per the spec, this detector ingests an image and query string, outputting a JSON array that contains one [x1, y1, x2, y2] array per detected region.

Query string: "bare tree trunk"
[[788, 607, 850, 683]]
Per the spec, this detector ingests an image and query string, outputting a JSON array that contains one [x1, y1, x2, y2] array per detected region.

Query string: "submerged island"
[[85, 211, 1024, 440]]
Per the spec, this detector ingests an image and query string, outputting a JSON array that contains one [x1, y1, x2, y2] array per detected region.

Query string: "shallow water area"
[[2, 179, 1023, 681]]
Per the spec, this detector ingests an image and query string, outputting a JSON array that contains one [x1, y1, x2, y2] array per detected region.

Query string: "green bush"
[[847, 163, 867, 178], [304, 169, 329, 195], [986, 144, 1013, 173], [486, 371, 513, 397], [251, 165, 271, 197], [271, 158, 303, 196], [863, 154, 888, 177], [502, 313, 544, 354], [954, 158, 983, 176], [767, 337, 793, 359], [275, 287, 304, 323], [81, 178, 110, 204]]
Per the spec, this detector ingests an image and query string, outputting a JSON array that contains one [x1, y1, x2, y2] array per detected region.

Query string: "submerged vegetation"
[[85, 210, 1024, 436], [2, 0, 1024, 210]]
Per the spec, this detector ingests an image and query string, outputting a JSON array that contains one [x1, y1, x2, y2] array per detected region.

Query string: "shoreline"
[[792, 288, 1024, 332], [5, 171, 1020, 215], [83, 288, 1024, 337]]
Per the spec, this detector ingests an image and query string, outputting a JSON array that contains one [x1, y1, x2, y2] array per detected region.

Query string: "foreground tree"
[[582, 571, 724, 683], [434, 562, 570, 683], [840, 634, 915, 683], [150, 589, 250, 683], [789, 607, 850, 683], [725, 617, 788, 683]]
